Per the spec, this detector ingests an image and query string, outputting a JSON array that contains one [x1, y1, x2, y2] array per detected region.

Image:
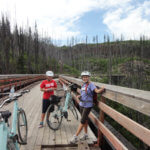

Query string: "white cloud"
[[0, 0, 98, 39], [0, 0, 150, 41], [0, 0, 132, 40], [95, 0, 131, 9], [103, 0, 150, 39]]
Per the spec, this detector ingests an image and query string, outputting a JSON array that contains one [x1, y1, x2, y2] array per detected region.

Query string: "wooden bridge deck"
[[2, 80, 97, 150]]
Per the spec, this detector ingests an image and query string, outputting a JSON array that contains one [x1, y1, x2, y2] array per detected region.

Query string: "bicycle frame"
[[47, 83, 78, 130], [0, 121, 8, 150], [0, 99, 20, 150], [51, 91, 72, 118], [11, 99, 20, 149], [63, 91, 72, 112]]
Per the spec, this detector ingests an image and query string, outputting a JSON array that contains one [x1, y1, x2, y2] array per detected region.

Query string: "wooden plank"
[[60, 123, 68, 144], [98, 97, 105, 146], [34, 145, 41, 150], [86, 126, 96, 144], [3, 82, 98, 150], [55, 128, 62, 144], [34, 122, 46, 147], [99, 102, 150, 146], [67, 109, 78, 136], [20, 85, 43, 150], [89, 112, 128, 150], [25, 109, 41, 150], [48, 130, 56, 145], [64, 117, 74, 144], [78, 141, 90, 150], [60, 75, 150, 116], [42, 123, 51, 145], [21, 112, 40, 149]]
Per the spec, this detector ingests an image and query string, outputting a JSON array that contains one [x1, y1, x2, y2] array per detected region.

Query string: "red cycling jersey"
[[40, 79, 57, 99]]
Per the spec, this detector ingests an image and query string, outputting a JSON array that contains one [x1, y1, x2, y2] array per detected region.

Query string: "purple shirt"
[[79, 82, 96, 108]]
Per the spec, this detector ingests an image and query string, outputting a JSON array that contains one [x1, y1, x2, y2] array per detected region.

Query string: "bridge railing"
[[59, 75, 150, 150], [0, 74, 45, 92]]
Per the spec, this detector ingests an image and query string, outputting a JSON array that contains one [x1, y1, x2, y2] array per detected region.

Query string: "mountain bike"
[[46, 83, 78, 130], [0, 87, 29, 150]]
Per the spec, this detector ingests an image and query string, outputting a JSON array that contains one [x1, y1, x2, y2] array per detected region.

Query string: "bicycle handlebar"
[[62, 83, 74, 91], [0, 89, 30, 108], [56, 83, 76, 92]]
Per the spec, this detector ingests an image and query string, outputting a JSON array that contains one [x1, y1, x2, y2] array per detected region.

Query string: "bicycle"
[[0, 87, 29, 150], [46, 83, 78, 130]]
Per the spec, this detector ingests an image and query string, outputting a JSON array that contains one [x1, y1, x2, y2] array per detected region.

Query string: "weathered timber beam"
[[60, 75, 150, 117]]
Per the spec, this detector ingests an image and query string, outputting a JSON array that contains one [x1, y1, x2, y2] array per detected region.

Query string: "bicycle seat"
[[0, 111, 11, 121], [49, 95, 62, 104]]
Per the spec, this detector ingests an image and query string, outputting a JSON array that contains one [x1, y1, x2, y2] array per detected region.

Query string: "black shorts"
[[80, 106, 92, 124], [42, 99, 54, 113]]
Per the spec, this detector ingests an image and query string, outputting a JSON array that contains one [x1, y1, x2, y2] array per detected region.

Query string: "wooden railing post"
[[97, 96, 106, 146]]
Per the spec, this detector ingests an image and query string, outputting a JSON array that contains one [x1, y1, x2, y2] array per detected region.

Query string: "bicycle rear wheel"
[[7, 139, 16, 150], [69, 101, 78, 120], [46, 104, 63, 130], [17, 108, 28, 144]]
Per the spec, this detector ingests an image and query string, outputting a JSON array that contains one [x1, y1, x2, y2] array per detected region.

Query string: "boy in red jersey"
[[39, 71, 57, 128]]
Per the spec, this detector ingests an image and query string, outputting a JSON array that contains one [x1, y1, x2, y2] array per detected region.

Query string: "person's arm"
[[40, 87, 48, 92], [40, 87, 57, 92], [94, 86, 105, 94], [76, 87, 81, 99], [40, 81, 46, 92], [77, 88, 81, 94], [51, 87, 57, 90]]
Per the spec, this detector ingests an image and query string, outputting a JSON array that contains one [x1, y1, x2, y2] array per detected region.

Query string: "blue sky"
[[0, 0, 150, 45], [77, 10, 109, 42]]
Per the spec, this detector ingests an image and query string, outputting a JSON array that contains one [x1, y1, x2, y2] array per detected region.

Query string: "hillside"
[[0, 15, 150, 91]]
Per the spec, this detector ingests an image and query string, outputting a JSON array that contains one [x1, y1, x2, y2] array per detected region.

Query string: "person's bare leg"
[[75, 123, 85, 136], [83, 121, 88, 134], [40, 113, 45, 122]]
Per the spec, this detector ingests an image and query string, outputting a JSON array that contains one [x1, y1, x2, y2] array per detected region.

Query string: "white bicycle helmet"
[[46, 71, 54, 77], [81, 71, 91, 77]]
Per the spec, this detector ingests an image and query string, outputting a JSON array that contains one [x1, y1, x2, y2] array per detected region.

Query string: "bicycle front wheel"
[[69, 101, 78, 120], [46, 104, 63, 130], [7, 139, 16, 150], [17, 108, 28, 144]]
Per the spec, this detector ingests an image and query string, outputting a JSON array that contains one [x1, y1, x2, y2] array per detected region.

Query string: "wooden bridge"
[[0, 74, 150, 150]]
